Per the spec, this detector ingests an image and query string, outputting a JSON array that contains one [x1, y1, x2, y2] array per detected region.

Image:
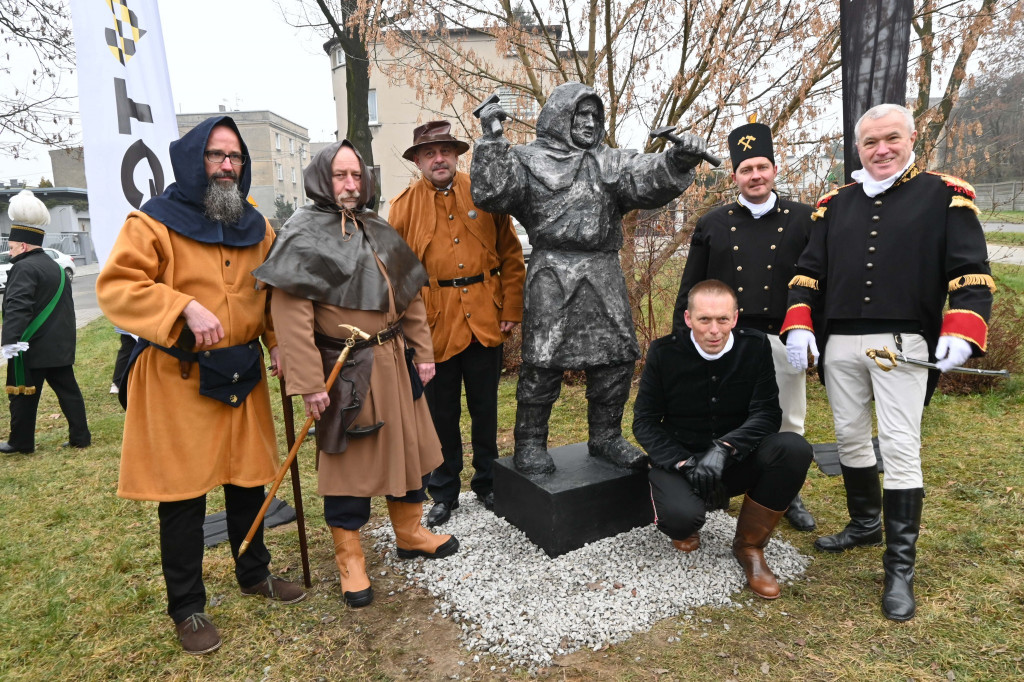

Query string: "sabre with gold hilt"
[[239, 324, 371, 556], [866, 346, 1010, 377]]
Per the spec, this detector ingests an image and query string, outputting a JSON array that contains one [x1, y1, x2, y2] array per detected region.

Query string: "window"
[[368, 90, 378, 125], [276, 163, 283, 181], [301, 145, 307, 160], [334, 49, 345, 67], [275, 133, 281, 150], [497, 87, 538, 121], [289, 138, 295, 154], [291, 167, 297, 184]]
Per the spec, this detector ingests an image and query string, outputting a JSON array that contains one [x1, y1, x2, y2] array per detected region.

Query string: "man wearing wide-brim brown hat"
[[390, 121, 525, 527]]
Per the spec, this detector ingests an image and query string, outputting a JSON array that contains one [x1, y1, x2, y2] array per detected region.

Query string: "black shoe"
[[426, 500, 459, 527], [61, 441, 91, 449], [0, 441, 33, 454], [785, 494, 817, 531], [480, 491, 495, 511]]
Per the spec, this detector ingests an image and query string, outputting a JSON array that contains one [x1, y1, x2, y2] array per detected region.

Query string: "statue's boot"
[[732, 495, 785, 599], [386, 500, 460, 560], [881, 488, 924, 622], [513, 402, 556, 474], [330, 527, 373, 608], [814, 464, 883, 552], [587, 400, 647, 469]]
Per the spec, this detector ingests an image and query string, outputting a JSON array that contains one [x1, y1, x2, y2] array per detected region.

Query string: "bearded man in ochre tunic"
[[471, 83, 708, 474]]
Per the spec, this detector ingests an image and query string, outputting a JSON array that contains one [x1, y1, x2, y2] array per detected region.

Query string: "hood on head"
[[303, 140, 376, 212], [535, 82, 605, 150], [168, 116, 252, 206]]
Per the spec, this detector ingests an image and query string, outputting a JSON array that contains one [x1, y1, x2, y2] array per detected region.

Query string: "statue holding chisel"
[[471, 82, 719, 474]]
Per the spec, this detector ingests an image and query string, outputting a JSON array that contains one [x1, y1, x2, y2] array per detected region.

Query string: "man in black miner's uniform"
[[783, 103, 994, 622], [1, 190, 91, 454], [633, 279, 812, 600], [673, 115, 816, 532]]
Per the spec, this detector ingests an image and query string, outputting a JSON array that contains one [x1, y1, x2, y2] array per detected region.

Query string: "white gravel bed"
[[368, 493, 810, 669]]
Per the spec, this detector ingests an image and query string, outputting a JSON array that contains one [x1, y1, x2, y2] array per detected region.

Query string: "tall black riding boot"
[[814, 464, 883, 552], [881, 487, 924, 622], [513, 403, 556, 474]]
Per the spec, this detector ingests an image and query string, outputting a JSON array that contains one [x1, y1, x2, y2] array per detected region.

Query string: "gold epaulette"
[[788, 275, 819, 290], [815, 187, 839, 208], [927, 171, 976, 199], [950, 195, 980, 215], [948, 274, 996, 293]]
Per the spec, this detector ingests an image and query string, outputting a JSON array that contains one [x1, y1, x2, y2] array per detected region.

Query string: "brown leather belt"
[[437, 267, 500, 288]]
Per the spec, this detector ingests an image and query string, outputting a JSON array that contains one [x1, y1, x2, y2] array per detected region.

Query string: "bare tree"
[[0, 1, 77, 158]]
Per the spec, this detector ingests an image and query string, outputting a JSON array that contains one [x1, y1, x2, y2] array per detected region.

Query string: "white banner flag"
[[70, 0, 178, 265]]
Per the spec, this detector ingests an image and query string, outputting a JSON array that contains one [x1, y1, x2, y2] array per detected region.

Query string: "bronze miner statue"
[[471, 82, 712, 474]]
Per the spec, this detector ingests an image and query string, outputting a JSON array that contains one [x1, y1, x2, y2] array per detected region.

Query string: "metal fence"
[[0, 232, 97, 263], [972, 181, 1024, 212]]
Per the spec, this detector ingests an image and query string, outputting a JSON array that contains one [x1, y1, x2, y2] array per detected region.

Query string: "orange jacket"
[[389, 171, 525, 363]]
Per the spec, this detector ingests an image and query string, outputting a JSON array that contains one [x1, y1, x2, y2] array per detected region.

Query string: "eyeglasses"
[[204, 150, 247, 166]]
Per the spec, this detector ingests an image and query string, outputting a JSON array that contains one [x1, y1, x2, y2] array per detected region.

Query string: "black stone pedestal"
[[493, 442, 653, 558]]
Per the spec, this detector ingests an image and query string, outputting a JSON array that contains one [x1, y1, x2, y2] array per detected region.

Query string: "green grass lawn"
[[1, 312, 1022, 680], [980, 210, 1024, 224]]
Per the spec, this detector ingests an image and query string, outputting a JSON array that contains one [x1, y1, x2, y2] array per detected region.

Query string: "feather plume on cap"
[[8, 189, 50, 227]]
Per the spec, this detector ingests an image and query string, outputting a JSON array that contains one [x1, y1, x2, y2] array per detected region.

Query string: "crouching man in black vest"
[[632, 279, 812, 599]]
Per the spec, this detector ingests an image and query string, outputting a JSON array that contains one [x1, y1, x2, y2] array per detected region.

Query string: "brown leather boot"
[[672, 533, 700, 552], [732, 495, 785, 599], [330, 527, 373, 608], [386, 500, 460, 560]]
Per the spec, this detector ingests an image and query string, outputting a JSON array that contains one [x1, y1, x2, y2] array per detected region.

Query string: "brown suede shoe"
[[240, 575, 307, 604], [175, 613, 221, 655], [672, 533, 701, 553]]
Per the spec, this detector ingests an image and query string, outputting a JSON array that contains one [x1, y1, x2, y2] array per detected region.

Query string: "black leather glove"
[[684, 440, 732, 502]]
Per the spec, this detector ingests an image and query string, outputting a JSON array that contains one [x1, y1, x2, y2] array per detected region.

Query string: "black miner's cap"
[[728, 114, 774, 168]]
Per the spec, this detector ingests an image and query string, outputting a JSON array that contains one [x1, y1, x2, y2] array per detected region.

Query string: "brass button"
[[733, 245, 739, 251], [763, 285, 770, 291], [870, 231, 878, 237], [444, 191, 450, 196], [731, 226, 737, 232], [454, 238, 460, 244], [770, 245, 776, 250], [458, 263, 465, 269], [864, 297, 871, 303], [711, 397, 718, 403], [874, 199, 882, 206], [766, 265, 772, 270], [203, 351, 211, 358], [728, 210, 734, 215], [739, 307, 744, 312], [866, 281, 873, 287], [232, 373, 239, 383], [866, 263, 874, 269], [448, 214, 454, 220], [465, 313, 471, 318], [468, 210, 477, 219], [868, 246, 876, 253], [736, 266, 743, 271], [778, 227, 784, 232], [711, 376, 718, 382], [784, 209, 790, 214], [462, 287, 469, 293], [229, 395, 238, 404], [763, 307, 769, 312], [871, 215, 880, 222]]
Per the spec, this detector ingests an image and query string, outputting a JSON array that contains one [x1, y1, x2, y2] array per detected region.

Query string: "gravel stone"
[[368, 493, 808, 669]]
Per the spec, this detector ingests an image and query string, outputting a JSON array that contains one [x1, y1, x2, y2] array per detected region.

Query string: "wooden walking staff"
[[239, 324, 371, 556], [279, 373, 312, 588]]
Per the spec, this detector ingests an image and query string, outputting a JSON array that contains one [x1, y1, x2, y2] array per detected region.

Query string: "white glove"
[[785, 330, 819, 370], [1, 342, 30, 359], [935, 336, 972, 373]]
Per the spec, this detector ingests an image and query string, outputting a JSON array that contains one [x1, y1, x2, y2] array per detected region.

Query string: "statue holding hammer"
[[471, 82, 715, 474]]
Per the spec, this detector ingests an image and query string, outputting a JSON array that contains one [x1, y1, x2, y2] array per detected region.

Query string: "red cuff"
[[780, 304, 813, 336], [941, 309, 988, 352]]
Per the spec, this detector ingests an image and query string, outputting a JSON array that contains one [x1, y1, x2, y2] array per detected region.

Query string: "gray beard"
[[204, 180, 245, 225]]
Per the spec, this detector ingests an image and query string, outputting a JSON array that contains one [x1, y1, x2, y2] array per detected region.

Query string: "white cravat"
[[851, 153, 916, 198], [737, 192, 777, 219], [690, 331, 735, 361]]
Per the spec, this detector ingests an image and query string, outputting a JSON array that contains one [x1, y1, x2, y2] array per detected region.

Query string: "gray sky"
[[0, 0, 338, 184]]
